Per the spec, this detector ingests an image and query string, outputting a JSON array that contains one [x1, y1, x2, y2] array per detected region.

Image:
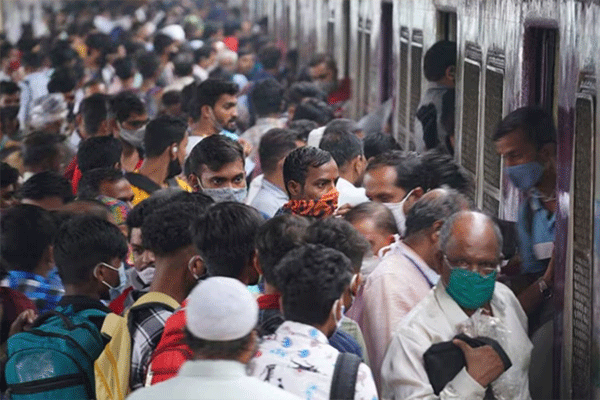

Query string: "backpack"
[[329, 352, 362, 400], [4, 305, 107, 400], [145, 300, 192, 385], [94, 292, 179, 400]]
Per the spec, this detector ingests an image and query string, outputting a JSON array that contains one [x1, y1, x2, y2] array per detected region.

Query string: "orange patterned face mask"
[[282, 188, 339, 219]]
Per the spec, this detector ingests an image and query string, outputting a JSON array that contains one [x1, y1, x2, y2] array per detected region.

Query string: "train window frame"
[[396, 26, 410, 148], [380, 1, 394, 102], [436, 10, 457, 42], [523, 24, 559, 116], [408, 29, 424, 146]]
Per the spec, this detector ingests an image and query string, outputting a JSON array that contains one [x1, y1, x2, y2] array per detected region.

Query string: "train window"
[[409, 30, 423, 136], [363, 29, 371, 115], [357, 14, 364, 116], [437, 10, 457, 41], [327, 7, 335, 56], [343, 0, 350, 78], [523, 27, 558, 114], [380, 2, 393, 101], [571, 92, 595, 399], [397, 26, 410, 146]]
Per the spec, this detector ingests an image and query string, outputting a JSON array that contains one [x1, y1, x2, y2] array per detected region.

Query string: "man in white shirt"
[[319, 119, 369, 207], [360, 188, 468, 389], [381, 211, 532, 399], [250, 128, 297, 217], [127, 277, 300, 400], [249, 244, 378, 400]]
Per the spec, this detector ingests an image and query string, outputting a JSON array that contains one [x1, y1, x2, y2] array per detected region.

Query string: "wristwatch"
[[538, 278, 552, 300]]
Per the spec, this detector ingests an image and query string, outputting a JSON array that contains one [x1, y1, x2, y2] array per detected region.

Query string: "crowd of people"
[[0, 1, 558, 399]]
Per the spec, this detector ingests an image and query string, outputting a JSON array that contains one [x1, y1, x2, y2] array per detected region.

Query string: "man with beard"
[[186, 79, 239, 156], [111, 92, 148, 172], [126, 115, 191, 206], [0, 81, 22, 145]]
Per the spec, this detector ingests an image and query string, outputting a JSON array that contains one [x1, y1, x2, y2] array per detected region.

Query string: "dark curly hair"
[[305, 218, 369, 272], [274, 244, 352, 326]]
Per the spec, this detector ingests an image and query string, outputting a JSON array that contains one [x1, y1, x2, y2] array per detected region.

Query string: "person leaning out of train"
[[308, 53, 351, 110], [381, 211, 533, 400]]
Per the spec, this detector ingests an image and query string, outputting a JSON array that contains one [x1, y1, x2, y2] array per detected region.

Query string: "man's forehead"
[[446, 213, 498, 254], [127, 112, 148, 121], [216, 94, 237, 106], [200, 159, 245, 176]]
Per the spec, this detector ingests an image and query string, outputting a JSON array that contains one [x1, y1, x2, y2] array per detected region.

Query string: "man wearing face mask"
[[129, 201, 208, 391], [363, 150, 426, 235], [308, 54, 351, 109], [381, 211, 533, 400], [187, 134, 247, 203], [249, 244, 378, 400], [186, 79, 240, 156], [126, 115, 191, 206], [277, 146, 340, 219], [111, 91, 149, 172], [360, 189, 468, 389]]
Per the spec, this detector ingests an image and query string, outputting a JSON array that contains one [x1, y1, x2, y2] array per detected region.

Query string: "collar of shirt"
[[276, 320, 329, 345], [261, 178, 288, 200], [391, 240, 440, 287], [178, 359, 247, 379], [58, 295, 111, 313]]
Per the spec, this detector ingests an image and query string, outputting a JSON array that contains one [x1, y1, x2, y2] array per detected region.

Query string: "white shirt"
[[248, 321, 378, 400], [336, 177, 369, 207], [127, 360, 301, 400], [358, 241, 439, 389], [381, 283, 532, 400], [251, 177, 288, 217]]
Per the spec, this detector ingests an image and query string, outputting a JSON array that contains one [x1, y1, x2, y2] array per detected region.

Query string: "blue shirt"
[[1, 268, 65, 313], [517, 193, 555, 274], [251, 178, 289, 218]]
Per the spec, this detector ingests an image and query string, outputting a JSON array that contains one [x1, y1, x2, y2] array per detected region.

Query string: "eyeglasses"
[[443, 255, 500, 276]]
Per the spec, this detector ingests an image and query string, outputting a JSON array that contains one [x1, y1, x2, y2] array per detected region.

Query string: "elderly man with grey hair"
[[381, 210, 533, 400], [358, 187, 469, 389]]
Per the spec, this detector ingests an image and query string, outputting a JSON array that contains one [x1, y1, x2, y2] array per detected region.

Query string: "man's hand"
[[453, 338, 504, 388], [334, 203, 353, 217], [238, 138, 253, 158], [8, 309, 37, 338]]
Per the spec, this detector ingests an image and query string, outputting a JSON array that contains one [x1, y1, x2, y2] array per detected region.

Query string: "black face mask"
[[166, 158, 182, 180], [0, 105, 19, 122]]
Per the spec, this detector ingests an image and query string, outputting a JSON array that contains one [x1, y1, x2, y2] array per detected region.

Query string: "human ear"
[[287, 180, 301, 197]]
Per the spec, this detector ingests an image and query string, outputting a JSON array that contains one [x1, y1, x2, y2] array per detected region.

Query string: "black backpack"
[[329, 352, 361, 400]]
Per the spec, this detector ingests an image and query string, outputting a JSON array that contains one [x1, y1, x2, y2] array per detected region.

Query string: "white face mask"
[[383, 189, 413, 236], [332, 299, 345, 331], [136, 266, 155, 286], [361, 253, 380, 277]]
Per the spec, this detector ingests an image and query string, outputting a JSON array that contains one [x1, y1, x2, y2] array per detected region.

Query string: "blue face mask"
[[446, 268, 497, 310], [505, 161, 544, 191]]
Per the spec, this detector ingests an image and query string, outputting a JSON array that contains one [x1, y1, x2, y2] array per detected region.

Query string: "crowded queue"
[[0, 1, 556, 399]]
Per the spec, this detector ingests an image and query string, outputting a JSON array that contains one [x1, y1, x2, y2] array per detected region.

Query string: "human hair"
[[404, 188, 467, 237], [288, 119, 318, 143], [493, 106, 556, 149], [125, 189, 189, 234], [49, 40, 79, 69], [21, 131, 63, 168], [190, 79, 238, 120], [161, 90, 181, 107], [153, 33, 175, 56], [192, 202, 264, 279], [420, 150, 473, 196], [184, 328, 253, 360], [22, 51, 44, 69], [439, 211, 503, 258], [188, 134, 244, 176], [137, 52, 161, 80], [173, 52, 194, 77], [110, 91, 146, 123], [0, 81, 20, 96], [77, 137, 122, 173], [0, 162, 19, 188], [366, 151, 425, 192], [18, 171, 73, 203], [142, 201, 204, 256], [275, 244, 351, 326], [308, 53, 338, 80], [320, 122, 363, 168], [285, 82, 327, 106], [283, 146, 332, 194], [258, 128, 297, 175], [305, 218, 369, 272], [255, 214, 309, 286], [292, 98, 334, 126], [47, 66, 78, 94], [251, 78, 284, 117], [114, 57, 135, 80], [56, 199, 112, 224], [344, 201, 399, 236], [78, 168, 125, 200], [423, 41, 456, 82], [363, 132, 402, 160], [258, 45, 281, 70], [194, 44, 213, 63], [0, 205, 56, 273], [143, 115, 187, 158], [54, 215, 127, 285], [80, 93, 110, 136], [86, 33, 112, 67]]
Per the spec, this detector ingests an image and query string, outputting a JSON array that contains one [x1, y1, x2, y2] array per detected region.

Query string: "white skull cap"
[[186, 277, 258, 341]]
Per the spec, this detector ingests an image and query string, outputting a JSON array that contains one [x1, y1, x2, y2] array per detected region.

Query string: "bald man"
[[358, 188, 468, 389], [381, 211, 533, 400]]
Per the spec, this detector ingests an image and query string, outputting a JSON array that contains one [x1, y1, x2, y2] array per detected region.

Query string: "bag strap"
[[129, 292, 180, 312], [330, 352, 361, 400], [31, 310, 74, 330], [124, 172, 162, 195]]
